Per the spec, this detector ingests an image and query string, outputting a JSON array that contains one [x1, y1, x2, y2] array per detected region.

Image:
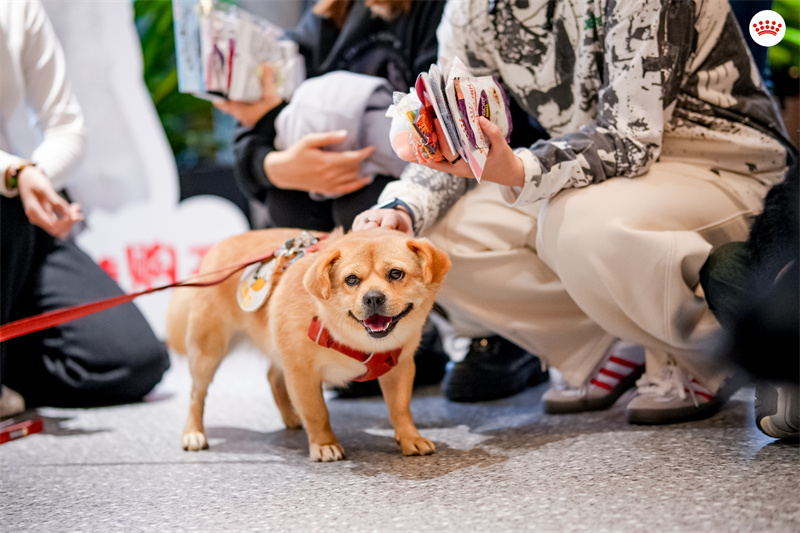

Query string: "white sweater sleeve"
[[2, 0, 85, 196]]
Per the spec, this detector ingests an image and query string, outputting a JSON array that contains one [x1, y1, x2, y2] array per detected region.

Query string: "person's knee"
[[86, 341, 170, 406], [129, 340, 170, 393], [537, 190, 623, 275], [8, 340, 169, 408], [70, 330, 169, 405]]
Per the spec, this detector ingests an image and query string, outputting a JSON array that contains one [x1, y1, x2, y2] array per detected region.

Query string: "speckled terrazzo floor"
[[2, 346, 798, 532]]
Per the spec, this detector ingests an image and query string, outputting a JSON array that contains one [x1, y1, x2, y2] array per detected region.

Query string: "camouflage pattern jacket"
[[380, 0, 790, 236]]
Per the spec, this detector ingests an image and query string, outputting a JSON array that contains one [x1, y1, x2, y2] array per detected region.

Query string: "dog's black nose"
[[362, 290, 386, 311]]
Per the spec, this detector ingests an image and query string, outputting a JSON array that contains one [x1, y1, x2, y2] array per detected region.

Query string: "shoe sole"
[[626, 373, 745, 425], [544, 367, 644, 414], [627, 400, 722, 425]]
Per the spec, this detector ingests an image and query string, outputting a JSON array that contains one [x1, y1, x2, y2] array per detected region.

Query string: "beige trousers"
[[428, 161, 770, 391]]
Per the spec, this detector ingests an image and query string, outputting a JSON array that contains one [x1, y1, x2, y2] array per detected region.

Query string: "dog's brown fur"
[[166, 227, 450, 461]]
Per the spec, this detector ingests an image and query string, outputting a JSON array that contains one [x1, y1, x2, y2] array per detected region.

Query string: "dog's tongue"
[[364, 314, 392, 332]]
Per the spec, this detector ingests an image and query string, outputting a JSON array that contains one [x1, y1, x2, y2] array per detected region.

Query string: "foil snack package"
[[390, 56, 512, 180]]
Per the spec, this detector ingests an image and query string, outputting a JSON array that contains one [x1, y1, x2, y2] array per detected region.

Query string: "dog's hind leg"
[[182, 324, 230, 451], [267, 364, 302, 429], [378, 345, 435, 456], [282, 366, 345, 462]]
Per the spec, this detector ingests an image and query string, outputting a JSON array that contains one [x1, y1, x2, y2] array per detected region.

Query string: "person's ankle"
[[0, 386, 26, 419]]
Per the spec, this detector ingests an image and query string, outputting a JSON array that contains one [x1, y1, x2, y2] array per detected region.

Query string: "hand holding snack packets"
[[387, 57, 512, 180]]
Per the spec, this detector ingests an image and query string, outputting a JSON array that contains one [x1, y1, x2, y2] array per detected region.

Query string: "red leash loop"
[[0, 251, 277, 343], [1, 232, 328, 343]]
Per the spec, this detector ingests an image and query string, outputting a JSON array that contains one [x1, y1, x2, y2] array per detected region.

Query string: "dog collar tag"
[[237, 259, 276, 312]]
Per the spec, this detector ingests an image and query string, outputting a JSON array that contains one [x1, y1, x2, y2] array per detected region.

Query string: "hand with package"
[[213, 64, 283, 128], [391, 114, 523, 187], [427, 116, 525, 187], [388, 59, 523, 187]]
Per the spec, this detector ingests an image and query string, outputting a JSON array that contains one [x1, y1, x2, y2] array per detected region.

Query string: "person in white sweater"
[[0, 0, 169, 417]]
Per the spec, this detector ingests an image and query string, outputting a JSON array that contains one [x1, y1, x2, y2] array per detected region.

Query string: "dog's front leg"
[[182, 346, 226, 451], [379, 347, 435, 456], [283, 365, 345, 462]]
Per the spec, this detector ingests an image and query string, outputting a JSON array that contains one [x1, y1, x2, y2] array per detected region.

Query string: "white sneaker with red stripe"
[[626, 363, 742, 424], [543, 341, 645, 414]]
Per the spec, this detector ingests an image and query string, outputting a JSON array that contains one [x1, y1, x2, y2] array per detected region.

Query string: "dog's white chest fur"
[[316, 350, 370, 387]]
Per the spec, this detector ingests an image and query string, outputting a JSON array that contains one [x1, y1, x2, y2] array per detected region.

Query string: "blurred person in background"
[[217, 0, 446, 232], [1, 0, 169, 417]]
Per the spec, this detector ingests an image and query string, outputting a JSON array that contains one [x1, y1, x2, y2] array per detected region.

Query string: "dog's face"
[[303, 228, 450, 349]]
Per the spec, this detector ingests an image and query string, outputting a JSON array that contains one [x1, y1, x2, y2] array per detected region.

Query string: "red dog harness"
[[308, 317, 401, 382]]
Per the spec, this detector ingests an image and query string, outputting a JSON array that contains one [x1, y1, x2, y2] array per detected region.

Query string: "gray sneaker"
[[755, 382, 799, 440], [626, 364, 740, 424], [543, 341, 645, 414]]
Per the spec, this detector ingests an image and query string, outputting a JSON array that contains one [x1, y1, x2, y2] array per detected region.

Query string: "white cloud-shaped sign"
[[76, 196, 250, 339]]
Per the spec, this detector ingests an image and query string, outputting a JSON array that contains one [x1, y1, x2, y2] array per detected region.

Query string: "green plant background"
[[133, 0, 224, 166], [771, 0, 800, 98]]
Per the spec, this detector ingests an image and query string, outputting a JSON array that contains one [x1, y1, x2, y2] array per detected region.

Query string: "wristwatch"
[[372, 197, 416, 229], [4, 160, 36, 191]]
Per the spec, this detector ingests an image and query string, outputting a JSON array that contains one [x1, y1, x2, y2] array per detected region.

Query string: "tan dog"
[[166, 227, 450, 462]]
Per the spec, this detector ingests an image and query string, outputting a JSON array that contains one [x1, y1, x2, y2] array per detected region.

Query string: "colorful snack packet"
[[387, 90, 428, 163], [444, 58, 513, 179], [387, 57, 513, 176], [413, 104, 442, 162]]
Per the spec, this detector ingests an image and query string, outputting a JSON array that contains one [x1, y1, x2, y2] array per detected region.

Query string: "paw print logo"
[[749, 10, 786, 47]]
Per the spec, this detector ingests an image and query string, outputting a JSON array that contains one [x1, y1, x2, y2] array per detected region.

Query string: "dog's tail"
[[165, 288, 192, 355]]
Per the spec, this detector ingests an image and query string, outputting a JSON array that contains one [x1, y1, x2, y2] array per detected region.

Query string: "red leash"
[[1, 232, 327, 343], [0, 251, 279, 343]]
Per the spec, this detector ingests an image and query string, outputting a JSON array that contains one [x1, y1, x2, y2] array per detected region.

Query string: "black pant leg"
[[265, 188, 336, 231], [264, 176, 398, 232], [1, 197, 45, 392], [1, 197, 169, 407]]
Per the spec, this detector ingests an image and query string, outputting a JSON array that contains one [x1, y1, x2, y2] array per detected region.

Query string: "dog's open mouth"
[[350, 304, 413, 339]]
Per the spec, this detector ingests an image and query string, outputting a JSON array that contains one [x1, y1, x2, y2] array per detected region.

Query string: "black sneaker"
[[333, 325, 449, 399], [443, 336, 548, 402]]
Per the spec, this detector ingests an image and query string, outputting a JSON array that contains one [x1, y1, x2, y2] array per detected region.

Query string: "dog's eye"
[[345, 274, 360, 286], [388, 268, 405, 281]]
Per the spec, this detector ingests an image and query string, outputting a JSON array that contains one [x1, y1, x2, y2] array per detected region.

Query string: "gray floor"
[[2, 347, 798, 532]]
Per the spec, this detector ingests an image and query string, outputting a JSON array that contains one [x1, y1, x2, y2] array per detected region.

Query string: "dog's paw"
[[182, 431, 209, 451], [399, 435, 435, 456], [310, 442, 346, 462]]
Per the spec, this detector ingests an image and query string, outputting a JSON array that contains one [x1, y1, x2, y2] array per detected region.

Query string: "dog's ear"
[[407, 238, 451, 285], [303, 247, 341, 300]]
